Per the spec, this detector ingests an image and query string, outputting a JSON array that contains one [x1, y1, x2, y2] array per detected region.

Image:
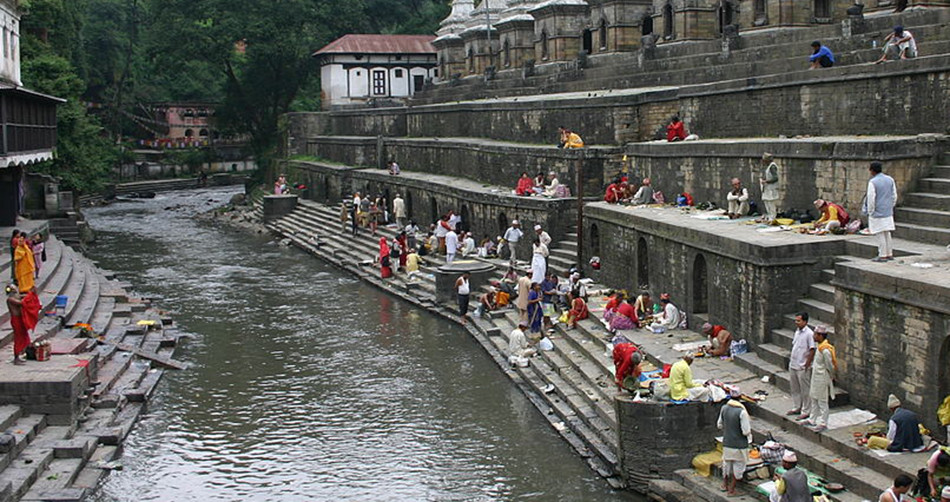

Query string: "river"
[[83, 187, 634, 501]]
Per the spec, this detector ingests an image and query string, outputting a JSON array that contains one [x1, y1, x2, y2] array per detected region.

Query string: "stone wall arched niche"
[[586, 0, 653, 53]]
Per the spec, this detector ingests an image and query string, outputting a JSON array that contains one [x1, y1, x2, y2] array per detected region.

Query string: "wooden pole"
[[575, 150, 584, 269]]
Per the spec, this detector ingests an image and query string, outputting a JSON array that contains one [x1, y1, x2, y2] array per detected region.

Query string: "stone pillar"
[[262, 195, 298, 222], [434, 260, 496, 304], [615, 395, 722, 491]]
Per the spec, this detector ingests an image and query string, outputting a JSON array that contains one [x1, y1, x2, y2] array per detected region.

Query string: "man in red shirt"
[[703, 322, 734, 357], [613, 342, 643, 389]]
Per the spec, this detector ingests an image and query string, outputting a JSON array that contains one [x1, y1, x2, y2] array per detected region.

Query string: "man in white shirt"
[[460, 232, 476, 257], [392, 194, 407, 228], [445, 229, 459, 263], [508, 320, 537, 366], [875, 26, 917, 63], [787, 312, 816, 420], [503, 220, 523, 264], [534, 225, 552, 248], [726, 178, 750, 219], [542, 173, 560, 197]]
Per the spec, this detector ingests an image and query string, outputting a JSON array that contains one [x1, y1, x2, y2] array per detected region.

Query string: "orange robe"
[[14, 243, 35, 293]]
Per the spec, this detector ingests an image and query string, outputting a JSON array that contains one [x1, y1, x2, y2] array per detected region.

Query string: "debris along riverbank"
[[0, 230, 188, 501]]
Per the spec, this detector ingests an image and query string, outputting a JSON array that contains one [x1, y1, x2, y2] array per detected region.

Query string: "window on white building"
[[372, 70, 386, 95], [395, 69, 403, 78]]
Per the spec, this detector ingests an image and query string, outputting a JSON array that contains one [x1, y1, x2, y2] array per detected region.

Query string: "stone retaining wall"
[[834, 260, 950, 439], [285, 160, 579, 256], [583, 202, 846, 344], [624, 137, 945, 214], [304, 137, 621, 197]]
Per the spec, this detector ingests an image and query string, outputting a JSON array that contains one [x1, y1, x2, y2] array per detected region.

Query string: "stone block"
[[21, 488, 87, 502], [262, 195, 299, 222]]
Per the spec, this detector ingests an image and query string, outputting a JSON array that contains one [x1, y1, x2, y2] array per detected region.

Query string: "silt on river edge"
[[82, 186, 637, 501]]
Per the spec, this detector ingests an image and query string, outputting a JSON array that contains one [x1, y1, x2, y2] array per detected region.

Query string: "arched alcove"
[[663, 3, 674, 38], [692, 253, 708, 314], [589, 223, 600, 258], [637, 237, 650, 290]]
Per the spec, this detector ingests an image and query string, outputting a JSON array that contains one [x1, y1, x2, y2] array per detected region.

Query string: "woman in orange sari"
[[13, 235, 35, 293]]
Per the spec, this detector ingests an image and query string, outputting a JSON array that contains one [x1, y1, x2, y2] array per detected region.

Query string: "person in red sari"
[[608, 298, 639, 332], [566, 290, 589, 328], [667, 115, 687, 142], [515, 172, 534, 196], [6, 285, 38, 365], [396, 232, 408, 269], [612, 342, 643, 389], [604, 179, 623, 203], [377, 238, 393, 279]]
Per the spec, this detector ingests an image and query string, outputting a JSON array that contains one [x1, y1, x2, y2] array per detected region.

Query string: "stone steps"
[[901, 191, 950, 210], [894, 222, 950, 243], [895, 206, 950, 227]]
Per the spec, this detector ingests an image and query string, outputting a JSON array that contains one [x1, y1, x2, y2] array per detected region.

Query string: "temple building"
[[0, 0, 63, 226], [313, 34, 438, 109]]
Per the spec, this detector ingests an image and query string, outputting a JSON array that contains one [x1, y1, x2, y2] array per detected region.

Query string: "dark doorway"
[[540, 31, 549, 60], [589, 224, 600, 258], [430, 196, 439, 224], [663, 3, 674, 38], [599, 20, 608, 50], [582, 29, 593, 54], [637, 238, 649, 290], [718, 2, 734, 33], [642, 16, 654, 36], [406, 192, 414, 222], [503, 40, 511, 67], [692, 253, 708, 314], [412, 74, 425, 94], [468, 48, 475, 73], [498, 212, 509, 234], [460, 205, 471, 234], [754, 0, 767, 24], [814, 0, 830, 18]]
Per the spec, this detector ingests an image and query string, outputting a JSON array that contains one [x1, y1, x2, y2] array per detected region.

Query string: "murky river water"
[[83, 187, 634, 501]]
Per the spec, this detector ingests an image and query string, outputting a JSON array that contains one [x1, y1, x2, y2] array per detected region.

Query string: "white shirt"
[[894, 30, 917, 53], [727, 187, 749, 202], [457, 276, 470, 295], [434, 222, 448, 238], [509, 328, 529, 357], [445, 231, 459, 253], [392, 197, 406, 218], [537, 230, 552, 247], [461, 236, 476, 256], [503, 227, 523, 243], [534, 242, 549, 257], [789, 326, 816, 370], [658, 302, 681, 328], [448, 214, 461, 230]]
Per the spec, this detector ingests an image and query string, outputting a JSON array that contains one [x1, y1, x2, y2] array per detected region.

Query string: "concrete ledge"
[[262, 195, 298, 222]]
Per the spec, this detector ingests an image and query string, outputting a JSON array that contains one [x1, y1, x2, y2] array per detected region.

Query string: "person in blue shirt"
[[809, 41, 835, 69]]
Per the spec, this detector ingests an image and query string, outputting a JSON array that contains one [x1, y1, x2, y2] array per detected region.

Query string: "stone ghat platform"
[[253, 195, 943, 502], [297, 135, 618, 196], [0, 229, 188, 501]]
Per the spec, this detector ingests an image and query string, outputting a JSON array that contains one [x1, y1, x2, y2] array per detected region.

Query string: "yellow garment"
[[670, 359, 697, 401], [565, 132, 584, 149], [816, 205, 839, 226], [406, 253, 420, 273], [692, 449, 723, 477], [818, 340, 837, 371], [14, 243, 35, 293], [776, 477, 786, 495], [867, 435, 890, 449], [938, 395, 950, 426]]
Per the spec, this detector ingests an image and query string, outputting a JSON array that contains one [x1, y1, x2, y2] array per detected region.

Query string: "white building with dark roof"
[[313, 34, 438, 109]]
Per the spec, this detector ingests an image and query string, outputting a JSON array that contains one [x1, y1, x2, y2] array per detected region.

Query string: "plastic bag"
[[730, 339, 748, 357], [539, 337, 554, 351]]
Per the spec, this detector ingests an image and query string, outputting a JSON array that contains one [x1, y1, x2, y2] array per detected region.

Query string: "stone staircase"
[[263, 198, 625, 487], [896, 151, 950, 245], [0, 232, 185, 501], [735, 267, 850, 406]]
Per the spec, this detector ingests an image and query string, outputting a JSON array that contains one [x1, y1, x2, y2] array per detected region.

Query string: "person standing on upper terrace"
[[759, 153, 781, 224], [557, 126, 584, 149], [667, 116, 687, 142], [875, 26, 917, 64], [808, 41, 835, 69], [392, 194, 407, 229], [865, 161, 898, 262]]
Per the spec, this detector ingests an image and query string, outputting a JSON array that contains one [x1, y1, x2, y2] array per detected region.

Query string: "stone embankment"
[[0, 227, 187, 501], [252, 196, 937, 502]]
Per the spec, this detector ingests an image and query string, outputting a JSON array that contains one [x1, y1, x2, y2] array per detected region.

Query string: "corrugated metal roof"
[[313, 34, 436, 57]]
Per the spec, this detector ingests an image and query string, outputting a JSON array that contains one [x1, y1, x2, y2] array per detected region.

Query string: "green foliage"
[[17, 0, 450, 190]]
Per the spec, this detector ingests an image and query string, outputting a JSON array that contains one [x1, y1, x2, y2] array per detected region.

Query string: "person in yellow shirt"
[[669, 354, 709, 401], [557, 126, 584, 149], [812, 199, 850, 233]]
